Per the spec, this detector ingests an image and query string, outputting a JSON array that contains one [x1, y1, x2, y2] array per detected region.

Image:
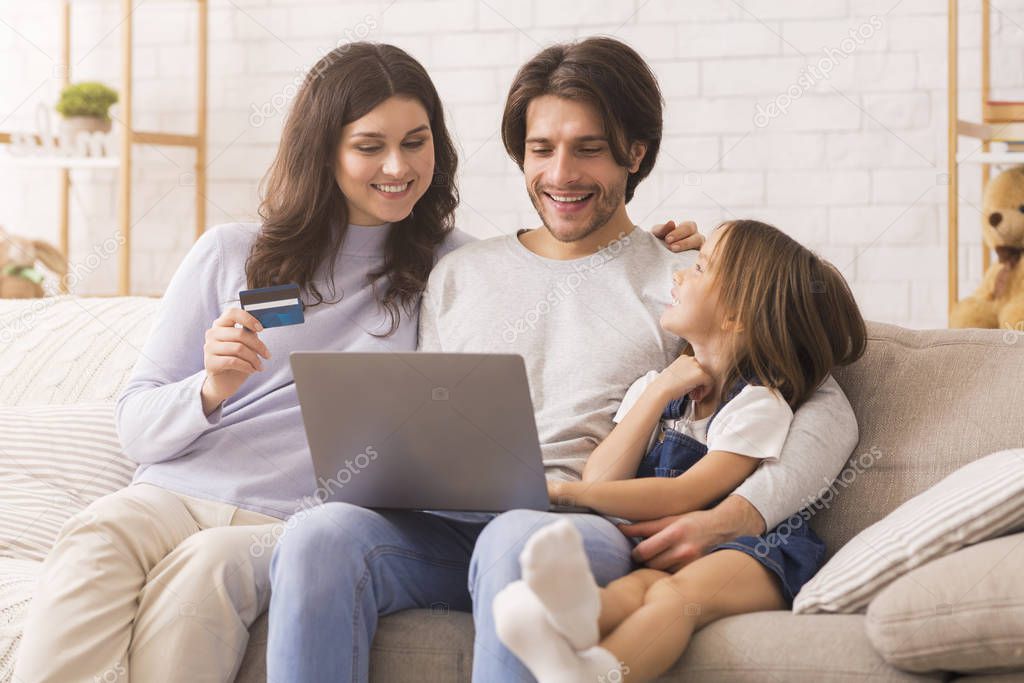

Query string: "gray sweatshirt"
[[419, 226, 859, 530], [116, 221, 472, 519]]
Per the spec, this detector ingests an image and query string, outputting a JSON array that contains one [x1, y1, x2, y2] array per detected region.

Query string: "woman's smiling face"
[[335, 95, 435, 226]]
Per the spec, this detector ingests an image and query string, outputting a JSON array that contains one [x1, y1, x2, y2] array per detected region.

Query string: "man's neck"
[[518, 205, 636, 260]]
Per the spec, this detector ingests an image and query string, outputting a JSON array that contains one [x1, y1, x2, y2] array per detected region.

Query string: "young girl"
[[493, 219, 867, 683], [13, 42, 466, 683]]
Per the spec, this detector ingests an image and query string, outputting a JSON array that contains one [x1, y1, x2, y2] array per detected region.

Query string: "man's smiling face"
[[522, 95, 641, 243]]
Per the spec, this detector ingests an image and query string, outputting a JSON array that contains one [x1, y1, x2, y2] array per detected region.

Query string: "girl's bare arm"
[[581, 383, 672, 483], [554, 449, 762, 520]]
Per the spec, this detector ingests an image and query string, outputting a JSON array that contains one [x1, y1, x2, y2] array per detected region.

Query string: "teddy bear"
[[0, 226, 68, 298], [950, 165, 1024, 331]]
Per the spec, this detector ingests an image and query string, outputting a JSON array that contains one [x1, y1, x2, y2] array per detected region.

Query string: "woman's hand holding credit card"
[[199, 305, 273, 415], [198, 284, 303, 415]]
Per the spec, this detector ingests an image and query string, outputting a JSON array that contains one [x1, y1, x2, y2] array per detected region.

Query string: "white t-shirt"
[[613, 370, 795, 462]]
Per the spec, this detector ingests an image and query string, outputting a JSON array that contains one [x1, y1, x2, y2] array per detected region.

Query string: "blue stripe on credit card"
[[239, 284, 304, 328]]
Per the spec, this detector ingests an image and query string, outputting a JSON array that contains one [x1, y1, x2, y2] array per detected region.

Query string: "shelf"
[[133, 131, 201, 148], [957, 119, 1024, 142], [0, 0, 208, 296], [947, 0, 1012, 324], [956, 151, 1024, 165], [0, 155, 120, 169], [984, 100, 1024, 122], [0, 130, 201, 150]]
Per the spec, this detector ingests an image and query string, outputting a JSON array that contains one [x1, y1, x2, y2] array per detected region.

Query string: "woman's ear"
[[628, 141, 647, 173]]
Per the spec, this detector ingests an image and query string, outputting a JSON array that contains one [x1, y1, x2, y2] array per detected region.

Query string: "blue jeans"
[[266, 503, 635, 682]]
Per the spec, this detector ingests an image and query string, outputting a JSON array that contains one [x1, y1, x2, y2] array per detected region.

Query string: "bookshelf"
[[947, 0, 1024, 321], [0, 0, 208, 295]]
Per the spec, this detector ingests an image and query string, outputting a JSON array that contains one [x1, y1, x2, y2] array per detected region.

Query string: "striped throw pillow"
[[0, 404, 135, 562], [793, 449, 1024, 614]]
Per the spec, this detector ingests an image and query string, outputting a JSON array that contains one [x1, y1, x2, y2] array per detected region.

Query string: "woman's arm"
[[115, 226, 233, 464], [554, 449, 762, 520]]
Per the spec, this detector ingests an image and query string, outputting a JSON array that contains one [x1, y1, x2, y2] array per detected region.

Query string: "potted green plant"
[[56, 81, 119, 141]]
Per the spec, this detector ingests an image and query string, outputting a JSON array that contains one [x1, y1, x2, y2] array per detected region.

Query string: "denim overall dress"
[[636, 381, 827, 605]]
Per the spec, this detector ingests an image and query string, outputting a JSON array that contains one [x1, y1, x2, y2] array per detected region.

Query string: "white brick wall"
[[2, 0, 1024, 328]]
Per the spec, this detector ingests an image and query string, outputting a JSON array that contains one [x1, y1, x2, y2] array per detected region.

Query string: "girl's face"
[[660, 225, 727, 341], [335, 95, 435, 226]]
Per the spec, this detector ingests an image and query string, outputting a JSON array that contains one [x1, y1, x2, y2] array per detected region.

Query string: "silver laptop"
[[290, 352, 550, 512]]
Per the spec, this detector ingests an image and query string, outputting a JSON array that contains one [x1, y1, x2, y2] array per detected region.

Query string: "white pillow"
[[0, 559, 40, 682], [793, 449, 1024, 614], [0, 403, 135, 562]]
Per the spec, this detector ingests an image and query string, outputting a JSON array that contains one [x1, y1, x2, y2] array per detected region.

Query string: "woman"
[[14, 42, 468, 683]]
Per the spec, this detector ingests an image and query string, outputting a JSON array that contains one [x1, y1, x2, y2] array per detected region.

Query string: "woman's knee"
[[59, 485, 180, 547], [167, 525, 260, 574]]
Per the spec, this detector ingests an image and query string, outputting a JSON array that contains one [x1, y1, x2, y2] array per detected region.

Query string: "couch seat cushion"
[[235, 609, 946, 683], [867, 531, 1024, 674]]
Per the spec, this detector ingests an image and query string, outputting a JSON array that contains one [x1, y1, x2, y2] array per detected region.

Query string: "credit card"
[[239, 283, 304, 329]]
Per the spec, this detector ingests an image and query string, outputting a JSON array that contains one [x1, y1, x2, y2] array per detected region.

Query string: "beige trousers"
[[13, 483, 281, 683]]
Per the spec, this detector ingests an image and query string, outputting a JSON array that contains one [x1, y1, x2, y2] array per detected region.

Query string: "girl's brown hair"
[[247, 42, 458, 336], [709, 220, 867, 410]]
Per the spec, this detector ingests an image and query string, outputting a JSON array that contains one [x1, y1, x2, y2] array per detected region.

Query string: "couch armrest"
[[865, 530, 1024, 674]]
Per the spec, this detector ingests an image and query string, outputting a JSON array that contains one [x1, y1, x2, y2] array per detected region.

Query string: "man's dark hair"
[[501, 36, 663, 203]]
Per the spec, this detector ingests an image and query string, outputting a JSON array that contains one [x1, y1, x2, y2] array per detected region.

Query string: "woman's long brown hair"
[[247, 43, 459, 336], [709, 220, 867, 410]]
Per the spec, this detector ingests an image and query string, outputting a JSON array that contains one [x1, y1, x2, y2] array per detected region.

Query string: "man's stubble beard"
[[527, 175, 627, 244]]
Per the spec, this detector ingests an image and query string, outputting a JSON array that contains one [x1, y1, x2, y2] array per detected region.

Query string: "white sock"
[[519, 518, 601, 650], [493, 581, 622, 683]]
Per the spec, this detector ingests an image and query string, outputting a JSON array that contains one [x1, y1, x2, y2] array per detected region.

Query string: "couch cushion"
[[794, 449, 1024, 615], [866, 531, 1024, 674], [235, 610, 476, 683], [0, 559, 40, 683], [235, 610, 941, 683], [661, 611, 944, 682], [817, 323, 1024, 558], [0, 403, 135, 562], [0, 296, 158, 406]]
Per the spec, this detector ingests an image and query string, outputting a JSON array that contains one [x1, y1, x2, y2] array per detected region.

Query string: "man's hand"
[[617, 495, 766, 572], [651, 220, 704, 253]]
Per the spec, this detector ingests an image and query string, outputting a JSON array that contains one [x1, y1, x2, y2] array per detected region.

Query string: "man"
[[267, 37, 856, 682]]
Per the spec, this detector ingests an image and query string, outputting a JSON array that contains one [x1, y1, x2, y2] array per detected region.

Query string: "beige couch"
[[1, 296, 1022, 682]]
